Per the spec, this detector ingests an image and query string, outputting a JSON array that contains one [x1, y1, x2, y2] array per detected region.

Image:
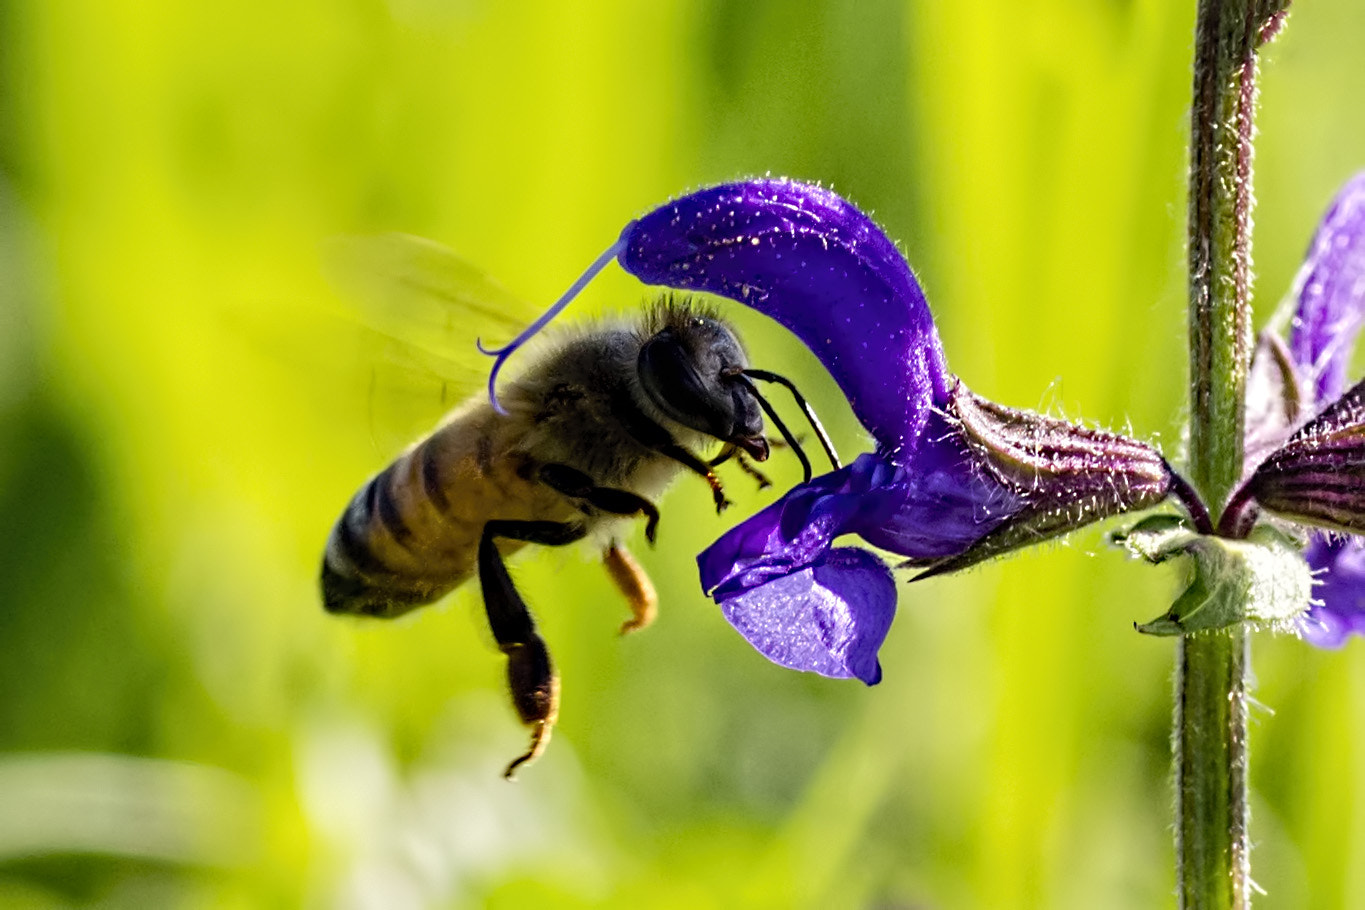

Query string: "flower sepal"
[[915, 384, 1175, 578], [1110, 514, 1194, 563], [1115, 519, 1313, 636], [1240, 376, 1365, 535]]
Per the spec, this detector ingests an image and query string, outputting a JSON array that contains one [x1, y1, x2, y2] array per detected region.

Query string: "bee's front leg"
[[658, 444, 732, 513], [479, 519, 586, 780], [612, 409, 732, 513]]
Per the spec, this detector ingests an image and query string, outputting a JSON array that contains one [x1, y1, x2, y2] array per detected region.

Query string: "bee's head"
[[638, 309, 769, 460]]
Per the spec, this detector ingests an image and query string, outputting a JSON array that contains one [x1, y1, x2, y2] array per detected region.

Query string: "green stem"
[[1179, 1, 1287, 906], [1177, 628, 1251, 908]]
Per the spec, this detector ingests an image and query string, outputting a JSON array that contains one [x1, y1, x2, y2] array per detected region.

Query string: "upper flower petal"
[[617, 178, 951, 451], [718, 546, 896, 685], [1288, 172, 1365, 404]]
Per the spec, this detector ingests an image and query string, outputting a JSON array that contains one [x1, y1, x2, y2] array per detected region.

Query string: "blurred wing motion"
[[323, 232, 535, 373], [321, 233, 541, 448]]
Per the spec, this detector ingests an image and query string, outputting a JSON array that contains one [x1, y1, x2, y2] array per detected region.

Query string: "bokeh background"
[[2, 1, 1364, 907]]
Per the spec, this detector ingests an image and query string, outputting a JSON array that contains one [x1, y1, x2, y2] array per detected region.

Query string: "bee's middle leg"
[[479, 518, 586, 780], [538, 463, 661, 543], [614, 410, 732, 512]]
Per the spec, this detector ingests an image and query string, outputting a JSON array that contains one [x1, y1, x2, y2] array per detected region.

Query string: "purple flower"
[[1302, 537, 1365, 644], [1237, 174, 1365, 647], [1287, 174, 1365, 406], [616, 180, 1173, 683]]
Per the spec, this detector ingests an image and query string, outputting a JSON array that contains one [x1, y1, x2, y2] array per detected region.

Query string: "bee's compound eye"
[[638, 326, 765, 448], [639, 330, 734, 439]]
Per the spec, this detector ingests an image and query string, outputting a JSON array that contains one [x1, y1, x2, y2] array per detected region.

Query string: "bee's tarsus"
[[655, 444, 732, 513], [603, 544, 658, 636], [704, 471, 732, 512], [503, 720, 553, 781]]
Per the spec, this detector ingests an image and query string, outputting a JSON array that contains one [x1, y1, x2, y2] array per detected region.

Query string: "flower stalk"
[[1179, 0, 1288, 905]]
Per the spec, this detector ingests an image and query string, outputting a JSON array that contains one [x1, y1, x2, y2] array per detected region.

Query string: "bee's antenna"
[[478, 238, 626, 415], [742, 369, 842, 472], [734, 374, 813, 484]]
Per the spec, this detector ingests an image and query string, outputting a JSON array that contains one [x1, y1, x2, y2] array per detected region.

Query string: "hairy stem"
[[1177, 628, 1252, 909], [1178, 1, 1288, 907]]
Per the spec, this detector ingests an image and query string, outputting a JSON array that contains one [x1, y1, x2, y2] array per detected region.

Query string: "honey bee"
[[320, 236, 837, 778]]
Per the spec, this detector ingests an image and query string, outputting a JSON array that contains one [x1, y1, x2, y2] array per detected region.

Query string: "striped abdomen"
[[321, 408, 575, 618]]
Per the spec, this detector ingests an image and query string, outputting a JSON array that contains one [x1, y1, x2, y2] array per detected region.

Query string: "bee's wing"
[[322, 232, 534, 372], [320, 234, 544, 450]]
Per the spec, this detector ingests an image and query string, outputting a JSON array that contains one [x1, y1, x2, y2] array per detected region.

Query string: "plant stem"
[[1176, 628, 1251, 908], [1179, 1, 1287, 906]]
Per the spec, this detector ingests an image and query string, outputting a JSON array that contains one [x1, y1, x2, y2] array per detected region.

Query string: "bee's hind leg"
[[602, 543, 658, 636], [538, 463, 661, 543], [479, 519, 586, 780]]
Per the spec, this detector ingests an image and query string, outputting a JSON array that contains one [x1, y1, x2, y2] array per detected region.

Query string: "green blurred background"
[[2, 1, 1363, 907]]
